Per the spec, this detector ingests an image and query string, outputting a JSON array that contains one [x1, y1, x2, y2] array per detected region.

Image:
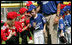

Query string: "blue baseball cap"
[[28, 5, 36, 12], [62, 6, 67, 12], [63, 6, 71, 11]]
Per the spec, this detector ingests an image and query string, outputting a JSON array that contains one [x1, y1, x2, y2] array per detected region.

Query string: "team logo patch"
[[60, 24, 63, 29]]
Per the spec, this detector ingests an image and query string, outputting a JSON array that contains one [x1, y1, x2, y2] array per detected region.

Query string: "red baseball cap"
[[13, 12, 20, 17], [19, 8, 28, 14], [67, 3, 71, 6], [26, 1, 33, 7], [7, 12, 14, 19], [7, 12, 20, 20]]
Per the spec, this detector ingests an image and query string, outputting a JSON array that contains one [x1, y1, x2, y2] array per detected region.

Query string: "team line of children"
[[58, 3, 71, 44], [1, 1, 71, 44]]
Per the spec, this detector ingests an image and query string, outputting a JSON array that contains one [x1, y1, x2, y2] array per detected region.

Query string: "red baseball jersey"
[[20, 15, 30, 31], [14, 21, 22, 33], [1, 22, 12, 41]]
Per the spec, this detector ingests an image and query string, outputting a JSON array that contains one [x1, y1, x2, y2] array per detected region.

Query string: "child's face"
[[31, 9, 36, 17], [66, 10, 69, 14], [24, 11, 27, 15]]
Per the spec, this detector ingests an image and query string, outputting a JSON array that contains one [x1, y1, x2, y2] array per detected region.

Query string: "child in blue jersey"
[[63, 6, 71, 44], [64, 6, 71, 26], [28, 5, 46, 44], [57, 13, 66, 44]]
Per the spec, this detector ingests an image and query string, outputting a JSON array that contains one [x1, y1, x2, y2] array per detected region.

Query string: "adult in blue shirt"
[[37, 1, 57, 15], [63, 6, 71, 44], [28, 5, 46, 44]]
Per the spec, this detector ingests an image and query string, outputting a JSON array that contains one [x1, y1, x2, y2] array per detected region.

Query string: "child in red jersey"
[[19, 7, 30, 44], [25, 13, 33, 43], [1, 21, 12, 44], [26, 2, 34, 43], [5, 11, 20, 44]]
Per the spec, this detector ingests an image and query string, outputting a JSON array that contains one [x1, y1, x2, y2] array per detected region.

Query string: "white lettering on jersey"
[[36, 22, 42, 27], [35, 22, 42, 29], [35, 26, 40, 30]]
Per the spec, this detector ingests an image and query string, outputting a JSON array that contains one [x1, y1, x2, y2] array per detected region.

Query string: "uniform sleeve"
[[69, 18, 71, 25], [66, 20, 70, 27], [69, 15, 71, 26], [64, 16, 70, 27], [40, 14, 46, 24]]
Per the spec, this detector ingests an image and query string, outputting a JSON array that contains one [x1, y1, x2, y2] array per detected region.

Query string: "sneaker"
[[28, 40, 33, 43]]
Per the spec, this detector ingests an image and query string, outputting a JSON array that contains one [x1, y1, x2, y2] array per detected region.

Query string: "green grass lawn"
[[1, 31, 34, 44]]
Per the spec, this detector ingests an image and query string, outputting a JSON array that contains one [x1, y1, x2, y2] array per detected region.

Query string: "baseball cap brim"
[[28, 5, 36, 12]]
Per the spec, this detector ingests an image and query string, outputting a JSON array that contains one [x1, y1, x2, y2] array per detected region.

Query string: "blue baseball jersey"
[[64, 14, 71, 27], [30, 13, 46, 30], [58, 18, 65, 32]]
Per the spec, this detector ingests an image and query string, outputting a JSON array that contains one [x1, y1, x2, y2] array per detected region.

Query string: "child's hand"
[[28, 24, 31, 28], [43, 29, 46, 34], [27, 24, 30, 27], [60, 33, 64, 36], [11, 32, 16, 35]]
